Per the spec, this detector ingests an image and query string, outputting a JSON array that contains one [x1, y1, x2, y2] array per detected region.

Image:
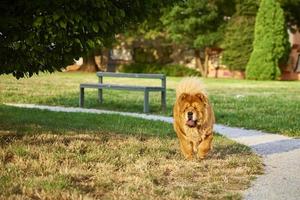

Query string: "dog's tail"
[[176, 77, 206, 98]]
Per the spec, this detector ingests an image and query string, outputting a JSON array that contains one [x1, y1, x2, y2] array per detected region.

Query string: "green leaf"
[[87, 40, 95, 48], [59, 20, 67, 29], [95, 39, 102, 46], [74, 14, 81, 23], [12, 42, 20, 50], [75, 38, 83, 48], [92, 23, 99, 32], [107, 16, 113, 25], [33, 17, 43, 28], [100, 22, 107, 31], [53, 14, 60, 21], [119, 10, 125, 18]]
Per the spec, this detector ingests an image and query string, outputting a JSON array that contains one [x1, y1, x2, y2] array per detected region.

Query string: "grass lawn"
[[0, 72, 299, 137], [0, 105, 262, 199]]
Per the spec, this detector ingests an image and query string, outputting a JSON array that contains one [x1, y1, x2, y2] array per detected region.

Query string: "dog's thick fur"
[[173, 78, 215, 159]]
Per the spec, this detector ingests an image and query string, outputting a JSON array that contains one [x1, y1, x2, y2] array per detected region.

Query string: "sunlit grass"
[[0, 72, 299, 136]]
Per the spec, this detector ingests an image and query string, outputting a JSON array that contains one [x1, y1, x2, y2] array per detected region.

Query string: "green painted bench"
[[79, 72, 166, 113]]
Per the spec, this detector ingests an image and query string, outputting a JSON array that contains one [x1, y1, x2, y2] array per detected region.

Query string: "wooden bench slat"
[[96, 72, 165, 79], [80, 83, 165, 91]]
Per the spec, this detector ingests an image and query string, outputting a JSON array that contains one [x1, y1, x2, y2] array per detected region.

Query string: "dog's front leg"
[[179, 139, 193, 160], [197, 134, 213, 159]]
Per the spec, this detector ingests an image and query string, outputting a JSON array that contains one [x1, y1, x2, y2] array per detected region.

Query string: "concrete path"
[[214, 125, 300, 200], [5, 103, 300, 200]]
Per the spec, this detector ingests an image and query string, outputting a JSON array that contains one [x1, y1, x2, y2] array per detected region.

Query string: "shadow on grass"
[[0, 105, 255, 162], [33, 89, 175, 115], [1, 133, 101, 147], [0, 104, 174, 142], [208, 134, 254, 160], [0, 132, 24, 147]]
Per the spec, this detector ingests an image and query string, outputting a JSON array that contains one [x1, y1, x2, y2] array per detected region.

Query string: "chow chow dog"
[[173, 78, 215, 159]]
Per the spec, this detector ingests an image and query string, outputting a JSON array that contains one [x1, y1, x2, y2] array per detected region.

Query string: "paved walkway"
[[5, 103, 300, 200]]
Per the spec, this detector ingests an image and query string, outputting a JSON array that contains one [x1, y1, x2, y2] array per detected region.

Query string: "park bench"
[[79, 72, 166, 113]]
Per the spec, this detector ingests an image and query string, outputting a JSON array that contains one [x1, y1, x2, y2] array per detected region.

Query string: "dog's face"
[[177, 93, 208, 128]]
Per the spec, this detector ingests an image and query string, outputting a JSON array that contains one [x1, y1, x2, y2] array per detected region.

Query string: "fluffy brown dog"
[[173, 78, 215, 159]]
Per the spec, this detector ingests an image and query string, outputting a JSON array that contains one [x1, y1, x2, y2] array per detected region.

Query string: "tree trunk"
[[98, 49, 109, 71], [194, 49, 206, 77], [204, 48, 210, 77], [79, 53, 98, 72]]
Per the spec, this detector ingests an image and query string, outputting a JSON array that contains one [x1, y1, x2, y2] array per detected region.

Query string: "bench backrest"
[[96, 72, 165, 79], [96, 72, 166, 88]]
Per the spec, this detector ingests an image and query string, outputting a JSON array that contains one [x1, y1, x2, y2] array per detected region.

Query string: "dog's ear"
[[196, 93, 208, 106], [179, 93, 188, 101]]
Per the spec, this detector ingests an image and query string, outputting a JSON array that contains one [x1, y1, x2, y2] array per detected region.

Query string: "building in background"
[[281, 29, 300, 80]]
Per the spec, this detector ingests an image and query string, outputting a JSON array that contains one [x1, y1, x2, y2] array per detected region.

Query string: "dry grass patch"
[[0, 133, 262, 200]]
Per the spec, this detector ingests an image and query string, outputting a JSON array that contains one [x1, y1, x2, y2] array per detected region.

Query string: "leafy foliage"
[[119, 63, 201, 76], [161, 0, 234, 49], [221, 0, 259, 71], [0, 0, 173, 78], [279, 0, 300, 31], [161, 0, 235, 77], [246, 0, 290, 80]]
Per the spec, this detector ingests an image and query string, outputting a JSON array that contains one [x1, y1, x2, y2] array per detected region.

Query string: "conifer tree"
[[246, 0, 290, 80]]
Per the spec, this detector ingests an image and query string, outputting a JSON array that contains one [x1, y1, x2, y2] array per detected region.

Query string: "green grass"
[[0, 104, 173, 137], [0, 72, 299, 136], [0, 105, 262, 199], [206, 79, 300, 137]]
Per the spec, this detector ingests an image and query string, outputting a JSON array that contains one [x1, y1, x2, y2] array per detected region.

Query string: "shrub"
[[221, 0, 259, 71], [246, 0, 290, 80], [119, 63, 201, 77]]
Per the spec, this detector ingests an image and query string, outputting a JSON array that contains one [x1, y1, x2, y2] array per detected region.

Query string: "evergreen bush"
[[246, 0, 290, 80]]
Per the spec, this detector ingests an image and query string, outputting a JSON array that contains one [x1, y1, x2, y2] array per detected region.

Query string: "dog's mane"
[[176, 77, 206, 98]]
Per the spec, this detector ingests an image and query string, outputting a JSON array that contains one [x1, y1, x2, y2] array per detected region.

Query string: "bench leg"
[[98, 89, 103, 103], [79, 87, 84, 107], [161, 90, 166, 112], [144, 90, 149, 113]]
